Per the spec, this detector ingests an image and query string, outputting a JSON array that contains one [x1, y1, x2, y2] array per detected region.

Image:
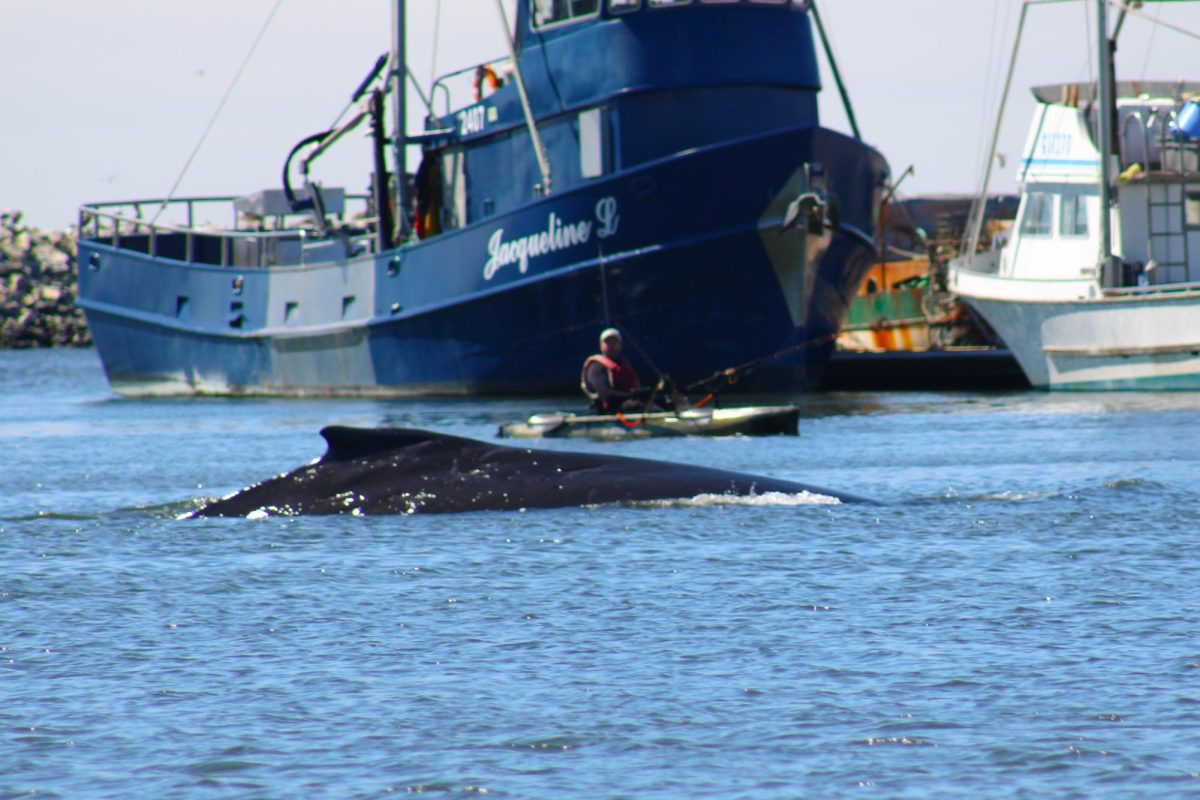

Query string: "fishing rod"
[[609, 324, 690, 414], [684, 332, 837, 397], [610, 325, 834, 411]]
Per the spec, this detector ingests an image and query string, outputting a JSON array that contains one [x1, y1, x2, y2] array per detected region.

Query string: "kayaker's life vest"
[[581, 354, 640, 409]]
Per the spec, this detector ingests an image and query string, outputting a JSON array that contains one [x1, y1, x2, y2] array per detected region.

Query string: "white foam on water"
[[975, 489, 1061, 502], [631, 491, 841, 509]]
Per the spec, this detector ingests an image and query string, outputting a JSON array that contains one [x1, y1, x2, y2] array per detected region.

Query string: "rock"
[[0, 213, 91, 348], [33, 242, 70, 273]]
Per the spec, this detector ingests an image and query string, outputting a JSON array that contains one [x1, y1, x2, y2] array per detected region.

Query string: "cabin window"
[[609, 0, 640, 11], [532, 0, 601, 28], [1059, 194, 1088, 237], [647, 0, 691, 7], [579, 108, 608, 178], [1186, 193, 1200, 228], [1019, 192, 1053, 237]]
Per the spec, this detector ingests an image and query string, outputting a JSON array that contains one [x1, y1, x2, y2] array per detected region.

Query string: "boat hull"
[[961, 289, 1200, 390], [498, 405, 801, 440], [79, 127, 886, 396]]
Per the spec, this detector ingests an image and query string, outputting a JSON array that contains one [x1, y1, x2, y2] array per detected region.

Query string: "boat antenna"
[[493, 0, 553, 195], [152, 0, 285, 225], [807, 1, 862, 140], [961, 0, 1032, 263]]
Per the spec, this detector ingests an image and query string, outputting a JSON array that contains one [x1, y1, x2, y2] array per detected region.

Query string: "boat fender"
[[474, 65, 501, 102]]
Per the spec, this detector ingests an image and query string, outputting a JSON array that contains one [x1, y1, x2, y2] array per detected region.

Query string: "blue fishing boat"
[[76, 0, 889, 396]]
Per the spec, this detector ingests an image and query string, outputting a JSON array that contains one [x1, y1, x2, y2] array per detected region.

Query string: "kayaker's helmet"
[[599, 327, 622, 345]]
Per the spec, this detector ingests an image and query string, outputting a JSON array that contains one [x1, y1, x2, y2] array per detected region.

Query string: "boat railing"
[[428, 57, 511, 120], [1120, 109, 1165, 173], [78, 194, 378, 268], [1119, 107, 1200, 283], [1104, 279, 1200, 297]]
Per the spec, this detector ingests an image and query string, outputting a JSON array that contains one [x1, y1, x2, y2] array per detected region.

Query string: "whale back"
[[192, 426, 866, 516]]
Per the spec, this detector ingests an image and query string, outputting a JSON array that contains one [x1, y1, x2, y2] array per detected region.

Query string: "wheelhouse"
[[413, 0, 822, 238]]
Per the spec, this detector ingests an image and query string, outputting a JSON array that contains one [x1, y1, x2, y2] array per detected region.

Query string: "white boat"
[[497, 405, 800, 440], [949, 1, 1200, 390]]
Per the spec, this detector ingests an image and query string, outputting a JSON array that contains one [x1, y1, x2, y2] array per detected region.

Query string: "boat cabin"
[[985, 81, 1200, 293], [415, 0, 818, 236]]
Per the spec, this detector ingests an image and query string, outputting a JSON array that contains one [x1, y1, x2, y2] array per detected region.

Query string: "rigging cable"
[[1082, 0, 1095, 85], [429, 0, 443, 105], [152, 0, 286, 225], [974, 0, 1004, 195], [976, 0, 1016, 197], [1137, 1, 1165, 81], [1117, 2, 1200, 44]]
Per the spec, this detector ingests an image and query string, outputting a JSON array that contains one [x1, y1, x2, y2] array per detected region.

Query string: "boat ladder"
[[1133, 110, 1200, 284]]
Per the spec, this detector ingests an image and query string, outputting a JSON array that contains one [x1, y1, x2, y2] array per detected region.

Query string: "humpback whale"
[[189, 427, 867, 517]]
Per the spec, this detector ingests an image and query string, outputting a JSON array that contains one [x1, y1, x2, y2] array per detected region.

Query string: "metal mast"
[[808, 1, 861, 141], [1096, 0, 1116, 286], [391, 0, 410, 239]]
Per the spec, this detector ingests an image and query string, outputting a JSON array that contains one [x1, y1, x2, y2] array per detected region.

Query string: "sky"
[[4, 0, 1200, 230]]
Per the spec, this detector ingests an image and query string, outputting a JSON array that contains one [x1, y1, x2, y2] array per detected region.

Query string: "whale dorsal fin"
[[319, 426, 473, 462]]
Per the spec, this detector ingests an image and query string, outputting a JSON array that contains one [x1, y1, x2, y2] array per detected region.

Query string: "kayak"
[[497, 405, 801, 440]]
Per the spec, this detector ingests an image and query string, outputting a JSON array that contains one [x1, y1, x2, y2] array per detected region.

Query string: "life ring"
[[473, 65, 500, 102]]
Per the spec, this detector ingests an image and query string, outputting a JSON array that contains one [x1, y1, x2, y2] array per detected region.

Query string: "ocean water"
[[3, 348, 1200, 798]]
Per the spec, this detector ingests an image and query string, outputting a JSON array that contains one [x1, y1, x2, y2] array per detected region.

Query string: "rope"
[[152, 0, 285, 225], [1117, 1, 1200, 44]]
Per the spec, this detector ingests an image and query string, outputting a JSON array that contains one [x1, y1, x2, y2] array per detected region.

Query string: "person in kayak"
[[581, 328, 654, 413]]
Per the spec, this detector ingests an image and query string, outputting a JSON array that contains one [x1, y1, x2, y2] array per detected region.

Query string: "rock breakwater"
[[0, 211, 91, 347]]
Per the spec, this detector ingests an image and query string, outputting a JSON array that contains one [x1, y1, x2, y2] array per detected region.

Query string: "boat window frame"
[[1059, 192, 1089, 238], [608, 0, 641, 12], [530, 0, 602, 31], [1187, 192, 1200, 230], [1019, 191, 1055, 237], [646, 0, 693, 8]]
